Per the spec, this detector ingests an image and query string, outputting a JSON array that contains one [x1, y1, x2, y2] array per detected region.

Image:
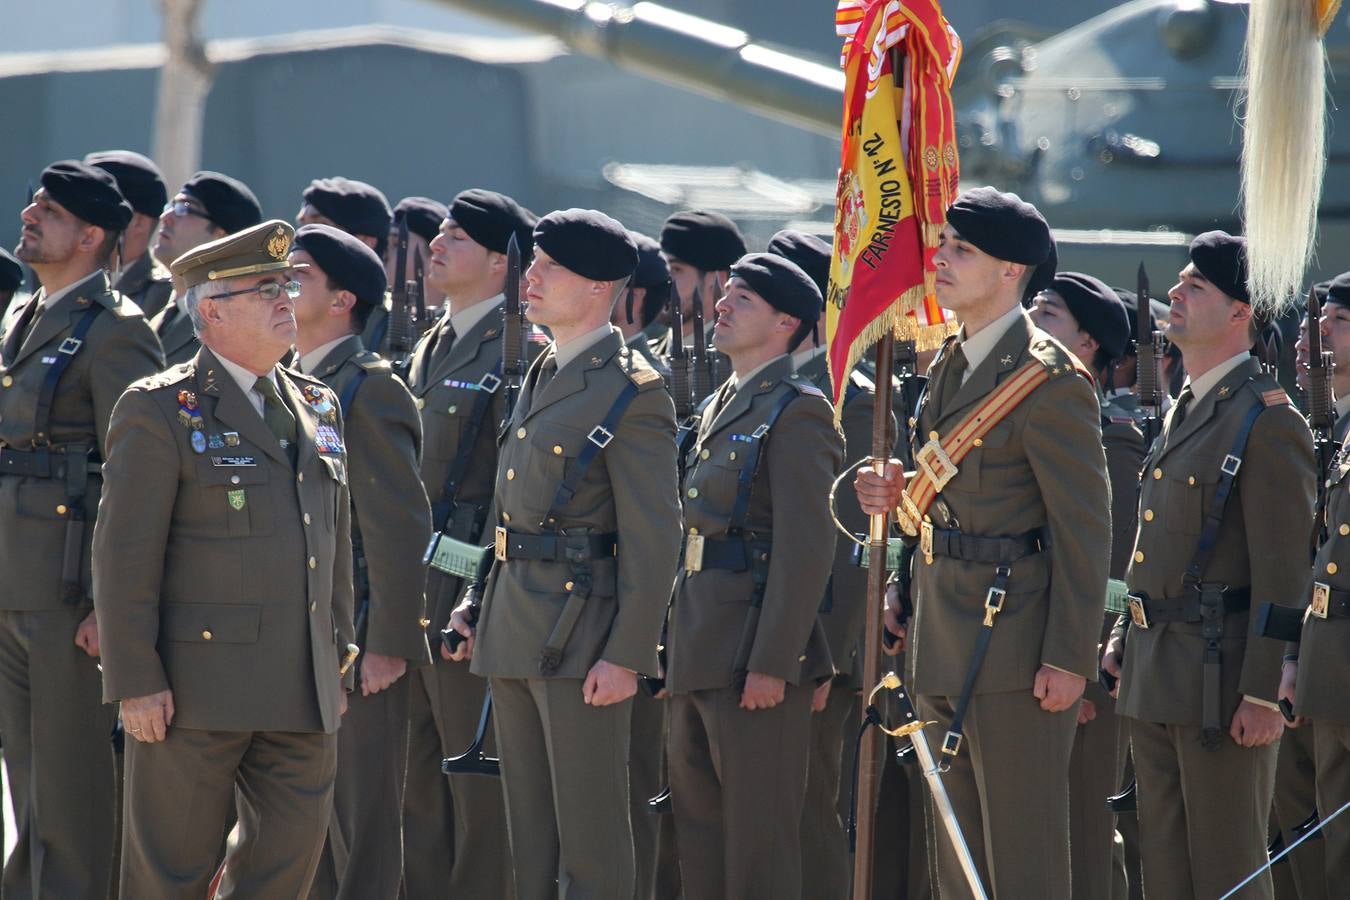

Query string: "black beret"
[[40, 160, 133, 231], [1048, 272, 1130, 359], [1327, 273, 1350, 308], [1189, 230, 1249, 304], [393, 196, 449, 244], [766, 229, 830, 300], [629, 232, 670, 289], [946, 187, 1053, 266], [730, 252, 822, 322], [84, 150, 167, 218], [448, 189, 536, 257], [182, 172, 263, 234], [303, 177, 392, 238], [533, 209, 637, 282], [293, 223, 387, 308], [660, 210, 747, 271], [0, 247, 23, 293]]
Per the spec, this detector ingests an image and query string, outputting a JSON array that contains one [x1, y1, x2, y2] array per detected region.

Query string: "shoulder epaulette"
[[136, 363, 194, 391], [1029, 336, 1091, 380], [1107, 415, 1136, 426], [92, 287, 140, 318], [352, 350, 391, 372], [785, 372, 826, 397], [618, 345, 665, 389], [281, 365, 327, 389], [1260, 388, 1291, 407]]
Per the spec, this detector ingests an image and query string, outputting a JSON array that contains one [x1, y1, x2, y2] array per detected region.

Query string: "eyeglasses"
[[206, 280, 301, 302], [163, 200, 214, 222]]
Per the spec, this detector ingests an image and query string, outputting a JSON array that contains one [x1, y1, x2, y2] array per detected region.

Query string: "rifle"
[[412, 247, 427, 335], [1135, 263, 1165, 446], [690, 283, 711, 405], [1307, 285, 1336, 506], [387, 215, 415, 364], [668, 282, 692, 420]]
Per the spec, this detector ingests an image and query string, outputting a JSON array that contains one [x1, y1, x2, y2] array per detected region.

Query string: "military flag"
[[826, 0, 961, 409]]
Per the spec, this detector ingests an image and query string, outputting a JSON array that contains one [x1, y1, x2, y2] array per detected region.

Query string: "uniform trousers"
[[402, 658, 513, 898], [122, 726, 336, 899], [1312, 720, 1350, 895], [0, 606, 117, 899], [1129, 717, 1278, 900], [1271, 722, 1326, 900], [1068, 678, 1127, 900], [629, 686, 667, 900], [491, 675, 635, 900], [800, 675, 854, 900], [309, 675, 410, 900], [669, 681, 813, 900], [916, 690, 1077, 899]]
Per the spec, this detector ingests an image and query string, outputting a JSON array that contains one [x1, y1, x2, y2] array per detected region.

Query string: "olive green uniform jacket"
[[150, 298, 200, 367], [115, 251, 173, 320]]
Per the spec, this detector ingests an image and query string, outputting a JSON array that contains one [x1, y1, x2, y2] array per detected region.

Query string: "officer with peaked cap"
[[297, 177, 395, 355], [150, 171, 265, 366], [653, 209, 746, 365], [403, 188, 537, 899], [85, 149, 174, 318], [1101, 231, 1313, 899], [446, 208, 681, 900], [664, 252, 842, 900], [95, 220, 355, 898], [287, 224, 433, 900], [0, 160, 163, 899], [856, 186, 1111, 897], [389, 196, 450, 314]]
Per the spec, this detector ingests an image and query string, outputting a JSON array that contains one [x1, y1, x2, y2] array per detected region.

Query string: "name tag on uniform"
[[211, 456, 257, 466]]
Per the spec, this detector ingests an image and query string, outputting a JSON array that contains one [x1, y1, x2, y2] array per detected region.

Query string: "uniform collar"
[[38, 269, 102, 311], [791, 343, 827, 371], [554, 323, 617, 372], [298, 334, 352, 375], [956, 303, 1023, 376], [1185, 350, 1251, 404], [213, 350, 277, 402], [449, 292, 504, 337], [731, 353, 788, 391]]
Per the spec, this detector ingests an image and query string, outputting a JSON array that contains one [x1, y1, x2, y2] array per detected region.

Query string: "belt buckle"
[[494, 526, 508, 562], [587, 425, 614, 449], [1311, 582, 1331, 619], [685, 533, 705, 572], [1128, 594, 1151, 630], [915, 439, 957, 492], [919, 520, 934, 565]]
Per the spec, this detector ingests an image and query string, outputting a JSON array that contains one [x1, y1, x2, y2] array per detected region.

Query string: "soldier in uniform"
[[1280, 269, 1350, 900], [1299, 274, 1350, 442], [1029, 272, 1137, 900], [653, 210, 746, 365], [85, 150, 174, 319], [94, 219, 354, 898], [402, 188, 535, 899], [388, 196, 449, 316], [663, 250, 841, 900], [297, 177, 393, 355], [447, 209, 682, 900], [287, 224, 434, 900], [150, 172, 264, 366], [0, 247, 23, 317], [1101, 231, 1313, 900], [0, 160, 163, 899], [857, 187, 1111, 897], [613, 231, 672, 379]]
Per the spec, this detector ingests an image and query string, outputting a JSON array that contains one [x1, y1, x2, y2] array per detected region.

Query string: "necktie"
[[254, 376, 298, 448], [1169, 386, 1195, 432], [18, 301, 45, 350], [531, 358, 558, 409], [2, 300, 39, 365], [937, 342, 968, 412]]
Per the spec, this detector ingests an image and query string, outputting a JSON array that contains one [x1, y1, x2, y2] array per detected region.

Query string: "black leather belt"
[[682, 534, 772, 573], [0, 446, 54, 478], [925, 526, 1049, 565], [1310, 582, 1350, 620], [492, 528, 617, 563], [1126, 587, 1251, 630]]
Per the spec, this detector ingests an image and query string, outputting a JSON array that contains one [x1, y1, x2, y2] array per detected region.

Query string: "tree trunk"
[[153, 0, 214, 193]]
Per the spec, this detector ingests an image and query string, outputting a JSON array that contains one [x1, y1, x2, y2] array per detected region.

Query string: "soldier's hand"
[[740, 672, 786, 710], [1230, 698, 1285, 747], [1278, 661, 1302, 727], [811, 679, 832, 713], [1100, 636, 1125, 698], [582, 660, 637, 706], [854, 460, 906, 516], [360, 652, 408, 697], [882, 583, 907, 655], [121, 689, 175, 744], [442, 601, 477, 662], [1033, 665, 1086, 713], [1077, 697, 1098, 726], [74, 610, 100, 658]]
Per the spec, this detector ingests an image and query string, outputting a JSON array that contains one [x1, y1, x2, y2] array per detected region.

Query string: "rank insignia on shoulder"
[[629, 368, 662, 386], [1108, 415, 1135, 426], [1261, 389, 1290, 407]]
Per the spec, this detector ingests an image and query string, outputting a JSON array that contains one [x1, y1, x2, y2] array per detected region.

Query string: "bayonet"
[[669, 282, 691, 420], [412, 247, 427, 330], [1307, 285, 1335, 526], [503, 232, 526, 403], [690, 283, 711, 404], [387, 215, 414, 361], [1135, 263, 1165, 446]]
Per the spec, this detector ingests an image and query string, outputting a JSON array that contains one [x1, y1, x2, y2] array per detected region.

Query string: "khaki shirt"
[[666, 355, 843, 693], [1119, 357, 1314, 726], [472, 329, 682, 679], [308, 334, 433, 664], [93, 347, 355, 733]]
